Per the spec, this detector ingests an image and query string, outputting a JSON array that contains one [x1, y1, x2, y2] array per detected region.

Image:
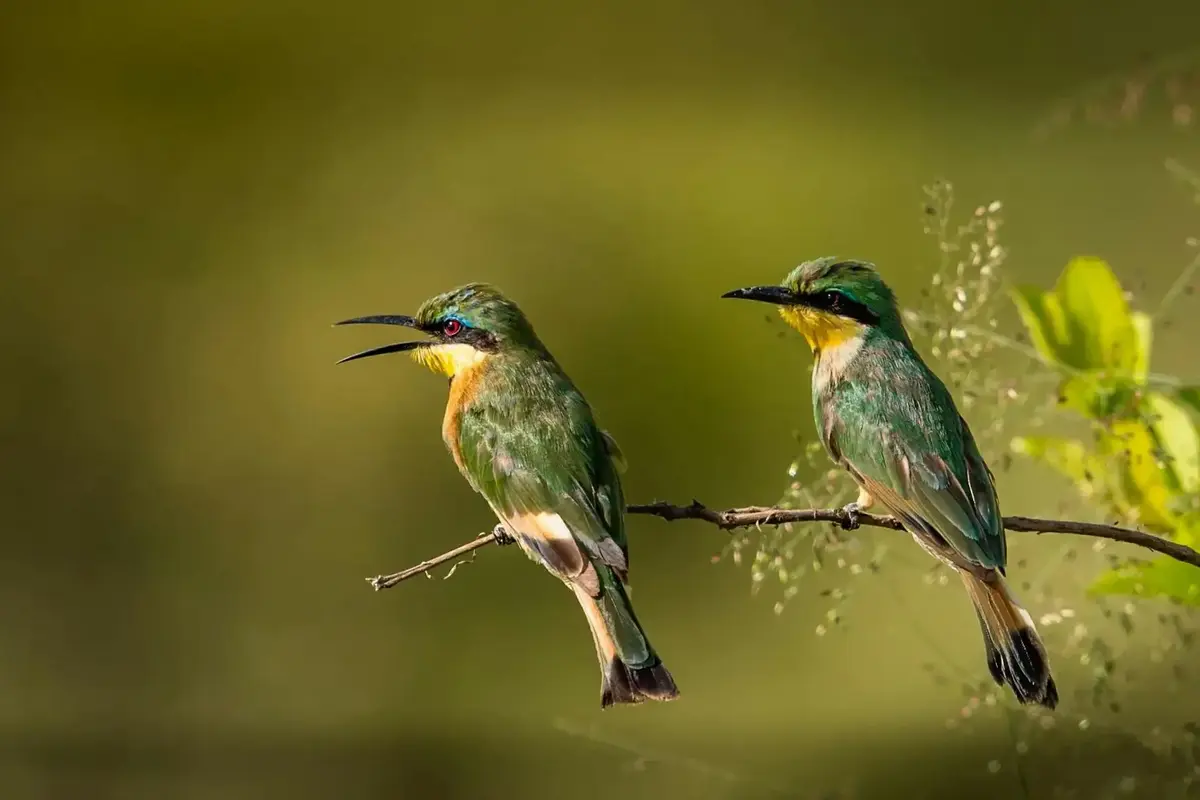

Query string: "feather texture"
[[450, 341, 675, 705], [727, 258, 1056, 707], [817, 331, 1006, 571], [817, 327, 1056, 707], [340, 282, 676, 705]]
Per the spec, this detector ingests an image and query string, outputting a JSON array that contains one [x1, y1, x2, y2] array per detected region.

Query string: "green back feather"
[[454, 348, 654, 667], [818, 325, 1006, 570], [456, 351, 628, 557]]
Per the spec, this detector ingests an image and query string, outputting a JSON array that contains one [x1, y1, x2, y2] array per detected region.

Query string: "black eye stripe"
[[426, 319, 500, 351], [801, 290, 879, 325]]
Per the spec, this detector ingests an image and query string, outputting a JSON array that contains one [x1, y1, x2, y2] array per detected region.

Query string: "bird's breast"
[[813, 334, 866, 393], [442, 359, 491, 471]]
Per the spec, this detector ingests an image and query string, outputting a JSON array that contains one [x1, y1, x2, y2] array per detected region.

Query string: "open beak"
[[720, 285, 799, 306], [333, 314, 431, 364]]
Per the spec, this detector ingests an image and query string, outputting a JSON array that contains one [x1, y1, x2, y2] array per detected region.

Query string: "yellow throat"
[[779, 306, 865, 352], [411, 343, 490, 378]]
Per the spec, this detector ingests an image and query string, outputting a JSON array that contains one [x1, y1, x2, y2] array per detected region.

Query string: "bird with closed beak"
[[336, 283, 678, 708], [723, 257, 1058, 709]]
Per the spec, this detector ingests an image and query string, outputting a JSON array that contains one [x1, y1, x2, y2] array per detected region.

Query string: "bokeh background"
[[4, 1, 1200, 798]]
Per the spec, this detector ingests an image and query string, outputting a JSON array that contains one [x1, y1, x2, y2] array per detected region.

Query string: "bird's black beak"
[[720, 285, 799, 306], [333, 314, 431, 364]]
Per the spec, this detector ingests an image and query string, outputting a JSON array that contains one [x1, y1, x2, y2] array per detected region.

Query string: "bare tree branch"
[[365, 500, 1200, 589], [366, 529, 501, 590]]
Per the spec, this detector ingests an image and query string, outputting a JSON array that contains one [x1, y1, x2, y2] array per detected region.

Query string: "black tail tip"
[[1011, 675, 1059, 710], [1040, 676, 1060, 710], [600, 658, 679, 708], [986, 629, 1059, 710]]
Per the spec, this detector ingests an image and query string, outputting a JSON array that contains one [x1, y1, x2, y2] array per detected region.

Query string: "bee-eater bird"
[[335, 283, 678, 707], [723, 258, 1058, 708]]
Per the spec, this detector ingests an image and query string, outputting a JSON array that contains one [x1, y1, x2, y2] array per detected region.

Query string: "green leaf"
[[1131, 311, 1152, 381], [1056, 373, 1139, 420], [1010, 435, 1096, 484], [1176, 386, 1200, 416], [1058, 256, 1138, 372], [1010, 256, 1138, 374], [1172, 513, 1200, 548], [1090, 557, 1200, 605], [1098, 421, 1175, 529], [1011, 285, 1070, 368], [1143, 392, 1200, 494]]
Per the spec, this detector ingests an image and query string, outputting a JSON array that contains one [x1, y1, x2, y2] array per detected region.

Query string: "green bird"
[[723, 258, 1058, 708], [335, 283, 678, 707]]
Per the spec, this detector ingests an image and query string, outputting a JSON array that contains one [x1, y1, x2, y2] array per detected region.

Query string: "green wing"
[[455, 380, 629, 587], [823, 348, 1006, 571]]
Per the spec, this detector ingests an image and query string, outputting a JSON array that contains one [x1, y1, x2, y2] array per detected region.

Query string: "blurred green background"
[[4, 1, 1200, 798]]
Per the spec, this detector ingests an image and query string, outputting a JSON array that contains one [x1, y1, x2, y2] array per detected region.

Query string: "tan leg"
[[855, 487, 875, 510], [840, 486, 874, 530]]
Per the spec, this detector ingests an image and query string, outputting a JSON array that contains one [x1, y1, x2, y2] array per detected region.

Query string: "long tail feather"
[[572, 570, 678, 708], [961, 570, 1058, 709]]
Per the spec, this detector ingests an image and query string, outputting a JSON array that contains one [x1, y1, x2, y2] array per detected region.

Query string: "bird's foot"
[[839, 502, 862, 531], [489, 523, 515, 546]]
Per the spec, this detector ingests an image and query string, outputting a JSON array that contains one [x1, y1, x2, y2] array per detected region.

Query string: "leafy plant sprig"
[[1011, 256, 1200, 605]]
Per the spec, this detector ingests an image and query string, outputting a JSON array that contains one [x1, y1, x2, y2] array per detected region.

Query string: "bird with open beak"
[[336, 283, 678, 707]]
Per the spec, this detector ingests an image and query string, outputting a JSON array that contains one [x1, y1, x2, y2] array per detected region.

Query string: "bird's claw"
[[490, 524, 515, 546], [840, 502, 861, 531]]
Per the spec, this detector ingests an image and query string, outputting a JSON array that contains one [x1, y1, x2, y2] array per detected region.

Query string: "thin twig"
[[366, 532, 498, 590], [1158, 256, 1200, 321], [365, 501, 1200, 589], [630, 501, 1200, 567]]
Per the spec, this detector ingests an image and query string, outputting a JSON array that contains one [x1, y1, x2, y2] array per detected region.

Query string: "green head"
[[722, 257, 907, 350], [334, 283, 541, 377]]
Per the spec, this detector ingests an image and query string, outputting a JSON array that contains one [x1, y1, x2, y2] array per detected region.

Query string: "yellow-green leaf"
[[1010, 257, 1139, 374], [1057, 374, 1138, 420], [1090, 557, 1200, 605], [1011, 285, 1070, 368], [1131, 311, 1152, 381], [1143, 392, 1200, 493], [1010, 435, 1095, 485], [1056, 256, 1138, 373], [1098, 421, 1175, 529], [1172, 514, 1200, 548]]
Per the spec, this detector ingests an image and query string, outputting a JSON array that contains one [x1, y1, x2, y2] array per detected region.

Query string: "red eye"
[[442, 319, 463, 337]]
